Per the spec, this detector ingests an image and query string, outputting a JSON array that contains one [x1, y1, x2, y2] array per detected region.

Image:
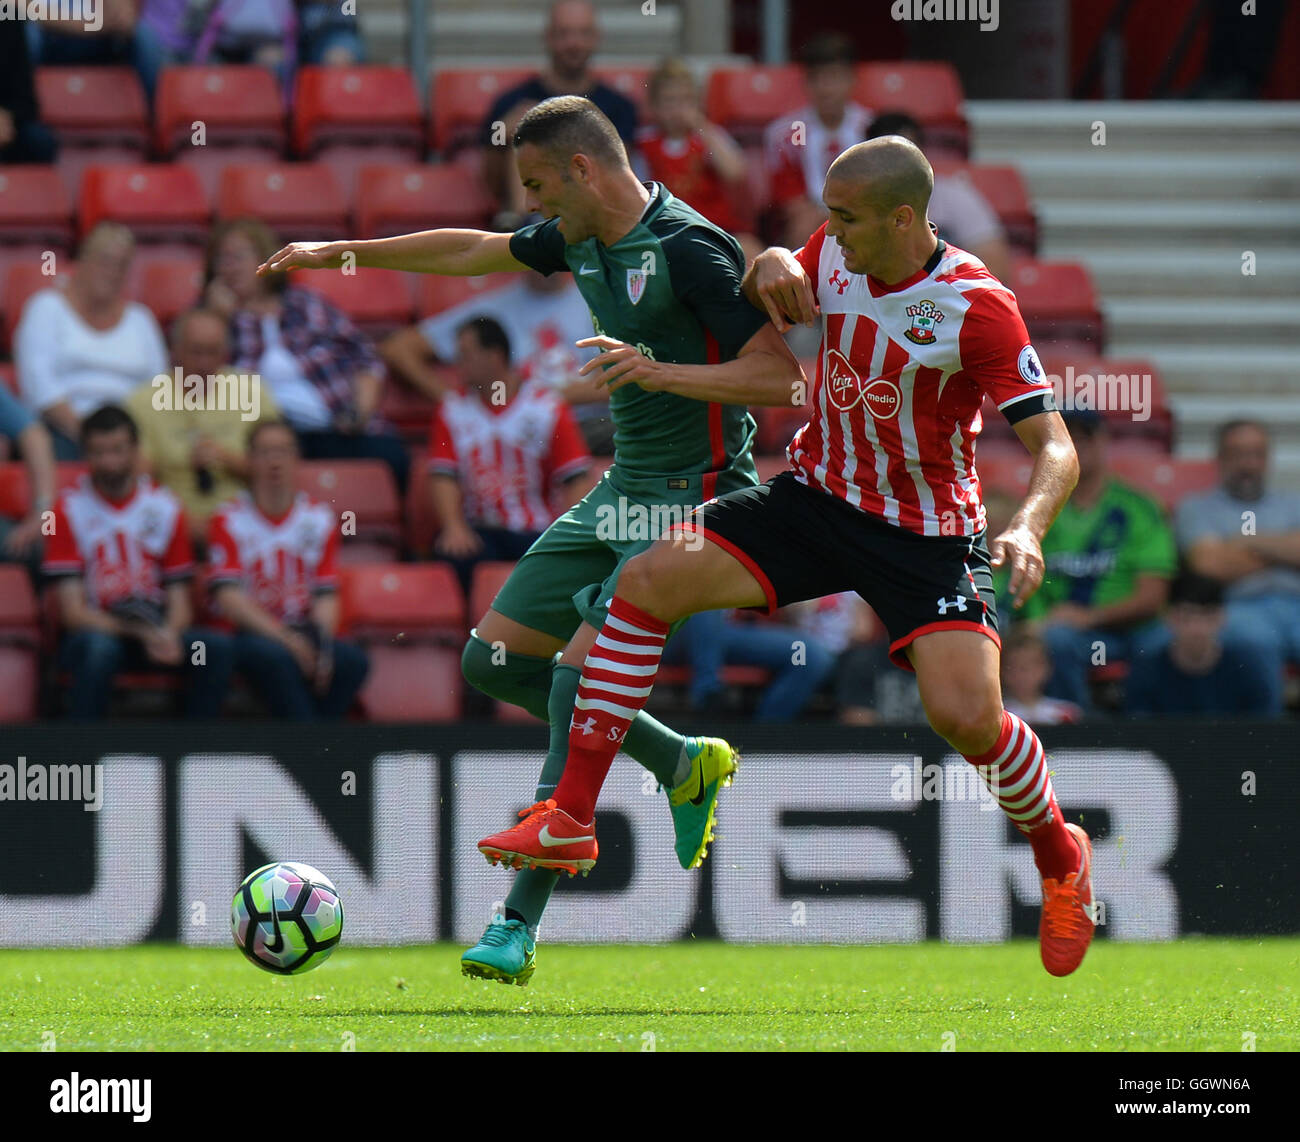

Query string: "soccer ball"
[[231, 862, 343, 975]]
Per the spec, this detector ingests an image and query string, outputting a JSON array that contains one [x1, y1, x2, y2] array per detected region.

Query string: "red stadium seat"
[[78, 164, 209, 244], [754, 454, 791, 483], [468, 561, 516, 628], [1010, 258, 1105, 350], [305, 267, 415, 339], [931, 160, 1037, 254], [295, 460, 400, 550], [382, 386, 440, 447], [216, 162, 346, 239], [592, 66, 653, 114], [0, 564, 39, 640], [36, 67, 149, 150], [134, 253, 204, 325], [403, 450, 440, 556], [704, 65, 805, 146], [356, 645, 463, 722], [292, 66, 423, 156], [754, 405, 809, 453], [1107, 456, 1218, 513], [415, 270, 519, 317], [155, 65, 285, 154], [355, 163, 494, 238], [856, 61, 968, 158], [339, 563, 466, 641], [0, 167, 74, 249], [430, 68, 534, 154], [0, 647, 38, 720], [1035, 348, 1174, 450]]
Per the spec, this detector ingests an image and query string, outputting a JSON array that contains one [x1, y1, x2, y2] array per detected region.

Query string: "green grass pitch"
[[1, 940, 1296, 1052]]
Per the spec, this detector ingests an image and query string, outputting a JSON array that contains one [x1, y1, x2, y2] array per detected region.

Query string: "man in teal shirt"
[[1014, 410, 1177, 708]]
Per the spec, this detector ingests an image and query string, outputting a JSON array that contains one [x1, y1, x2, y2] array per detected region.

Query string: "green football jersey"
[[509, 182, 767, 495], [1018, 478, 1178, 620]]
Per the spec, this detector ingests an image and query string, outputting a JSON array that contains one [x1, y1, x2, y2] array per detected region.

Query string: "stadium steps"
[[968, 100, 1300, 485]]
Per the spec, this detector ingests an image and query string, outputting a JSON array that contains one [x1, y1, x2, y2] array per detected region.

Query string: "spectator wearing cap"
[[1014, 409, 1176, 709], [866, 111, 1012, 283], [1125, 569, 1280, 717], [1174, 419, 1300, 713]]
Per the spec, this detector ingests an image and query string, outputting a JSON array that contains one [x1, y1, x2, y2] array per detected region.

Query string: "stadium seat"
[[592, 66, 653, 114], [402, 450, 440, 555], [355, 645, 463, 722], [415, 270, 520, 319], [755, 454, 791, 483], [295, 460, 400, 551], [931, 160, 1038, 254], [0, 565, 38, 641], [1035, 348, 1174, 450], [1107, 456, 1218, 513], [339, 563, 466, 641], [304, 267, 415, 340], [429, 68, 534, 154], [1010, 258, 1105, 349], [155, 65, 285, 154], [856, 61, 968, 157], [78, 164, 210, 245], [355, 164, 494, 238], [36, 66, 149, 150], [215, 163, 347, 239], [382, 385, 441, 448], [0, 168, 74, 249], [135, 253, 204, 326], [704, 65, 805, 146], [0, 563, 40, 721], [754, 405, 810, 453], [468, 561, 516, 628], [292, 66, 423, 156]]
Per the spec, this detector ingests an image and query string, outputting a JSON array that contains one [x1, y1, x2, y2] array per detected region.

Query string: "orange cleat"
[[1039, 822, 1096, 977], [478, 799, 598, 877]]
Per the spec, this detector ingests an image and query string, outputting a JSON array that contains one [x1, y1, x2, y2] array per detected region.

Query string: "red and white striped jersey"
[[206, 493, 339, 627], [42, 475, 192, 609], [764, 103, 874, 207], [787, 224, 1055, 537], [428, 382, 590, 533]]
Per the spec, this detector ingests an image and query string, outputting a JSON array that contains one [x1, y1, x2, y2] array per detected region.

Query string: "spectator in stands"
[[866, 110, 1013, 283], [0, 386, 56, 576], [42, 405, 234, 720], [660, 606, 837, 723], [16, 222, 168, 460], [0, 16, 57, 163], [380, 269, 613, 453], [207, 419, 368, 720], [479, 0, 638, 230], [1001, 625, 1083, 725], [787, 592, 928, 724], [298, 2, 366, 66], [764, 32, 873, 249], [1175, 418, 1300, 712], [127, 307, 280, 547], [639, 59, 760, 264], [1016, 410, 1176, 709], [1125, 569, 1281, 717], [428, 316, 590, 596], [203, 218, 409, 494]]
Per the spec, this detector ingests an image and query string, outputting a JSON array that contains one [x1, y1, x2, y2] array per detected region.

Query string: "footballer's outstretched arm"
[[258, 230, 529, 277], [578, 323, 806, 408], [991, 409, 1079, 608]]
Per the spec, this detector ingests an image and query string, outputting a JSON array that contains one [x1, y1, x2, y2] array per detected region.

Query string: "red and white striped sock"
[[552, 597, 670, 823], [964, 709, 1080, 881]]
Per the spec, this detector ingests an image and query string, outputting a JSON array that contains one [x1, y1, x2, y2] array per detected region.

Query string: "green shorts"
[[488, 467, 737, 643]]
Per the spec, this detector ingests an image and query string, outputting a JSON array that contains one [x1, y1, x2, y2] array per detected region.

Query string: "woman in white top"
[[15, 222, 168, 460]]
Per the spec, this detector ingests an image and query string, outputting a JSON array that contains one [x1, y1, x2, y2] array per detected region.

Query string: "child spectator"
[[1002, 626, 1083, 725], [638, 59, 760, 263]]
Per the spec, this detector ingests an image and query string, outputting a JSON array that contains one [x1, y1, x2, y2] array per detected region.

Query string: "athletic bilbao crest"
[[904, 299, 944, 345], [626, 268, 648, 306]]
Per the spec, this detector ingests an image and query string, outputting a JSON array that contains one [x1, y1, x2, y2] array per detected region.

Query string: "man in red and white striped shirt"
[[428, 316, 590, 595], [478, 136, 1100, 979]]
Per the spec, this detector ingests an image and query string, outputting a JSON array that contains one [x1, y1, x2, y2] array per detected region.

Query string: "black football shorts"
[[685, 471, 1001, 672]]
